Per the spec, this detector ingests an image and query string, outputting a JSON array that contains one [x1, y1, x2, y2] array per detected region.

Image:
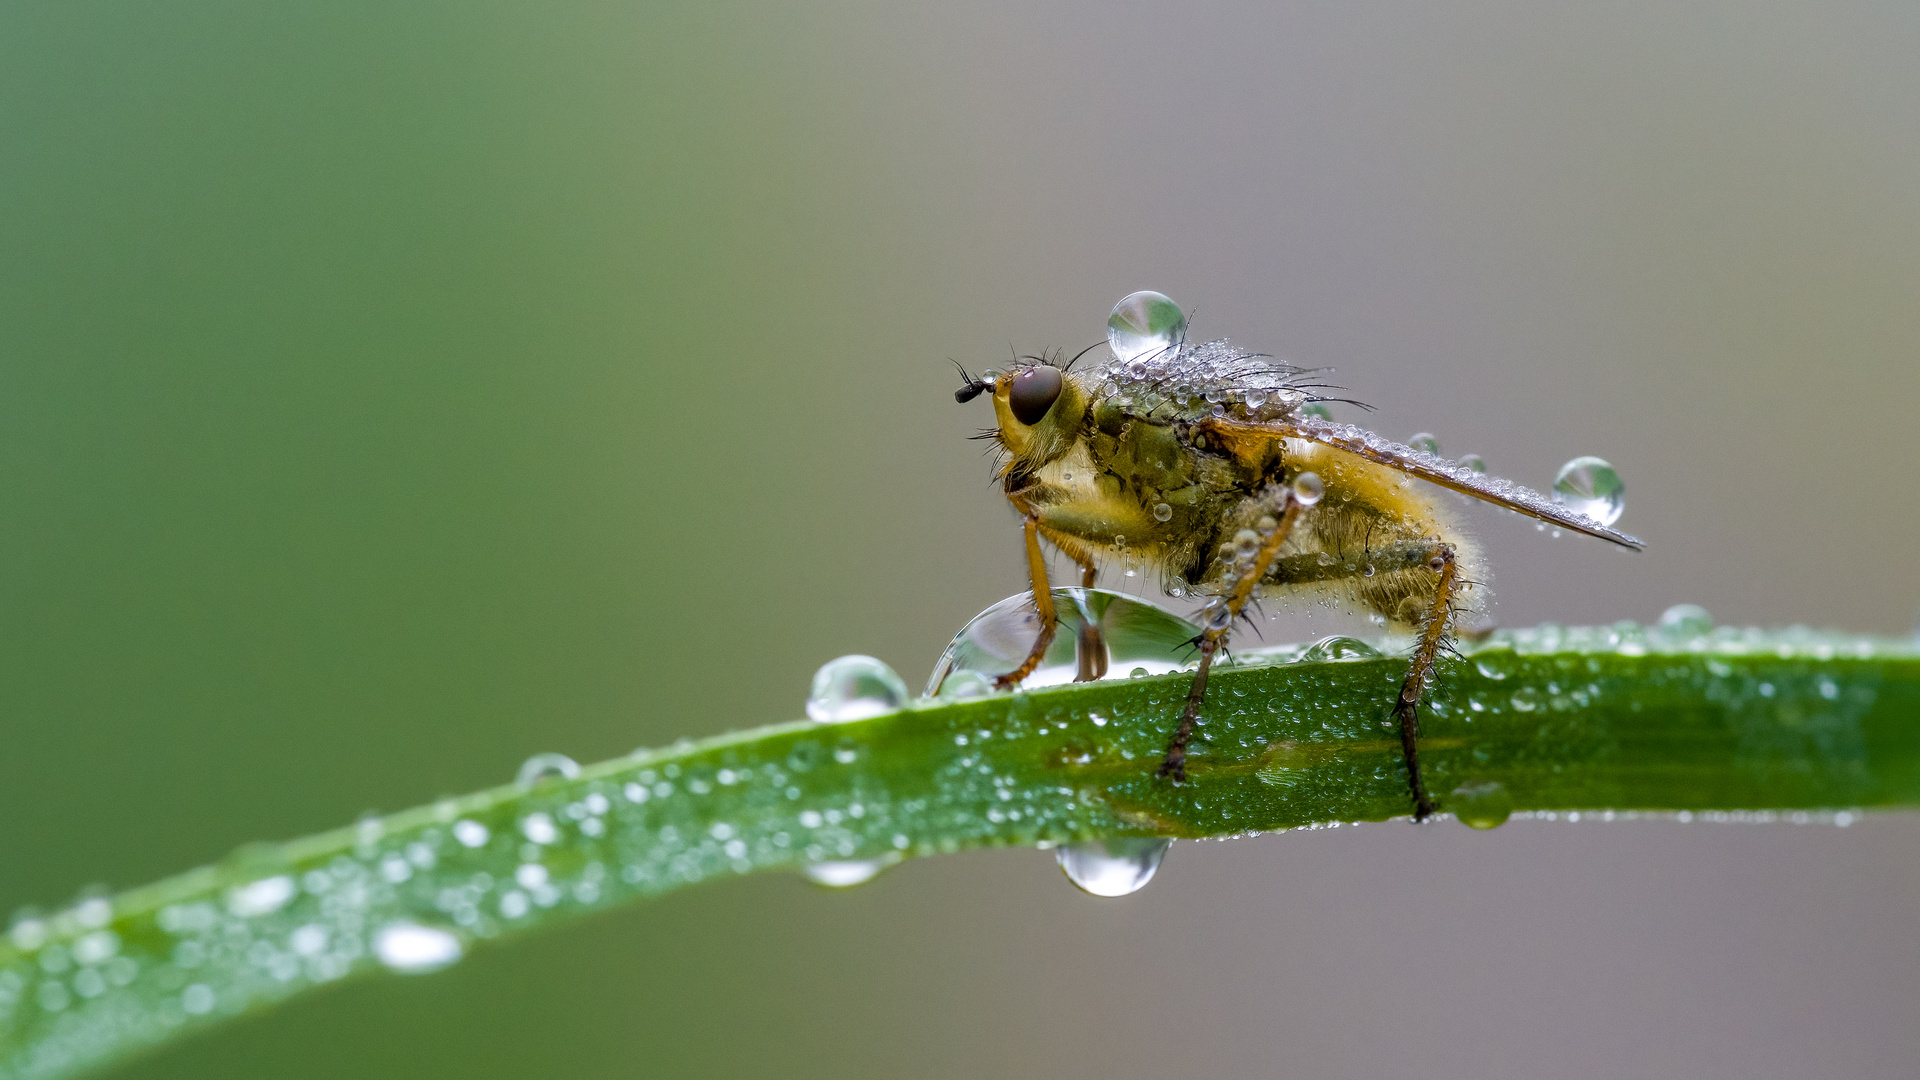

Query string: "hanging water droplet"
[[373, 923, 463, 974], [1290, 471, 1324, 506], [1106, 291, 1188, 364], [516, 752, 580, 787], [1459, 453, 1488, 474], [1450, 781, 1513, 830], [802, 860, 891, 888], [1657, 603, 1713, 638], [1408, 432, 1440, 455], [1550, 456, 1625, 526], [807, 655, 908, 722], [1056, 837, 1171, 897], [1151, 502, 1173, 522], [1295, 635, 1384, 663]]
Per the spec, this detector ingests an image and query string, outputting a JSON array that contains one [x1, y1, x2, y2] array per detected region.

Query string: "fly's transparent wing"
[[1202, 417, 1645, 550]]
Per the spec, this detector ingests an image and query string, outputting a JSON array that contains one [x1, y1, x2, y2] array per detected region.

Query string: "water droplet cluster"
[[1091, 291, 1316, 422]]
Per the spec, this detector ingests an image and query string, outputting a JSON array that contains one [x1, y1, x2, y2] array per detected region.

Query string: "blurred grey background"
[[3, 1, 1918, 1076]]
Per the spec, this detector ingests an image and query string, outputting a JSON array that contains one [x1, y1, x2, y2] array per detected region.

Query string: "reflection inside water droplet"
[[1450, 781, 1513, 830], [807, 655, 909, 722], [1106, 291, 1188, 364], [925, 589, 1202, 695], [374, 923, 463, 974], [516, 752, 580, 787], [1550, 456, 1625, 526], [1056, 837, 1172, 897]]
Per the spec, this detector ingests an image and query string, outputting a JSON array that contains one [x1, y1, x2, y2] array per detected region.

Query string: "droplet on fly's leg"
[[806, 655, 908, 722], [1550, 456, 1625, 526], [1290, 471, 1324, 506], [1056, 837, 1172, 897], [516, 753, 580, 787], [1106, 291, 1188, 364]]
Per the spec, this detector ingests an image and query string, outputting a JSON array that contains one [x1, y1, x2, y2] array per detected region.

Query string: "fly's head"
[[954, 358, 1090, 471]]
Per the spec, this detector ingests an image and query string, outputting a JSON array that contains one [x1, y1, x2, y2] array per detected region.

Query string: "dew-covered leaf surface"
[[3, 623, 1918, 1079]]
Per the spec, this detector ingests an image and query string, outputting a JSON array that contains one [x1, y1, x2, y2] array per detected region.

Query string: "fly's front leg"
[[1158, 485, 1308, 783], [994, 515, 1059, 689], [1038, 522, 1106, 681], [1393, 544, 1457, 821]]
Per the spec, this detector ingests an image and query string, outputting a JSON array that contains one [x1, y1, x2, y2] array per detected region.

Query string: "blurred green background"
[[4, 2, 1920, 1077]]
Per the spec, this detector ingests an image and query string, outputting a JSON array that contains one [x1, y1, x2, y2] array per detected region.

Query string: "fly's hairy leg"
[[1157, 490, 1306, 784], [1038, 522, 1107, 681], [1393, 545, 1457, 821], [994, 515, 1060, 690]]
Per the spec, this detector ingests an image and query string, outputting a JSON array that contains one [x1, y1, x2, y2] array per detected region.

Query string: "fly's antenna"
[[952, 359, 993, 404], [1061, 339, 1104, 373]]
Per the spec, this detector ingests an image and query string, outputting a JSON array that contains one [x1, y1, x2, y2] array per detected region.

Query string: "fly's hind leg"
[[1157, 485, 1308, 783], [1392, 544, 1457, 821]]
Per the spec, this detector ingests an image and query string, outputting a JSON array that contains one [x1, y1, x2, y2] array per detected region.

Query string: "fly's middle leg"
[[1157, 485, 1307, 783]]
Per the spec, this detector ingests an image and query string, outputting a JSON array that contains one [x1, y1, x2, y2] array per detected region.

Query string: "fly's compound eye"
[[1008, 366, 1063, 425]]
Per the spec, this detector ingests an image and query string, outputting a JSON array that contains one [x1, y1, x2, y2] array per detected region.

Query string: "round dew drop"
[[1151, 502, 1173, 523], [1106, 291, 1188, 365], [1657, 603, 1713, 638], [1057, 837, 1171, 897], [374, 923, 464, 974], [806, 655, 908, 722], [1550, 456, 1625, 527], [516, 752, 581, 787], [1408, 432, 1441, 455], [1459, 453, 1488, 474], [1290, 471, 1324, 506]]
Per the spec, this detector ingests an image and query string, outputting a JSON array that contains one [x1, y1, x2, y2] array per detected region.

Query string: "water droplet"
[[927, 588, 1201, 692], [807, 655, 908, 722], [1300, 403, 1332, 420], [1550, 456, 1625, 526], [1509, 686, 1540, 712], [1231, 529, 1261, 559], [937, 669, 995, 699], [1408, 432, 1440, 455], [1450, 781, 1513, 829], [1152, 502, 1173, 522], [1199, 599, 1232, 630], [802, 860, 891, 888], [1657, 603, 1713, 638], [1459, 453, 1488, 473], [1107, 291, 1187, 364], [1290, 471, 1324, 506], [1057, 837, 1171, 897], [1474, 658, 1509, 680], [374, 923, 463, 974], [1129, 667, 1150, 678], [453, 819, 490, 848], [516, 752, 580, 787], [226, 875, 296, 918], [1295, 635, 1384, 663]]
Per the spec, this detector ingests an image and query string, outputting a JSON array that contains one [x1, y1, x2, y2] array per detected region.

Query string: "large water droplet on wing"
[[926, 589, 1202, 694], [807, 655, 909, 722], [374, 923, 463, 974], [1550, 456, 1625, 526], [1056, 837, 1172, 897], [1106, 291, 1188, 364]]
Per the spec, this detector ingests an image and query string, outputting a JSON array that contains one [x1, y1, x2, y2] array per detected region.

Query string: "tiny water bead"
[[807, 655, 909, 722], [1290, 471, 1324, 506], [516, 752, 581, 787], [1057, 837, 1172, 897], [1550, 456, 1626, 527], [373, 923, 464, 974], [1657, 603, 1714, 638], [1152, 501, 1174, 522], [1449, 781, 1513, 830], [801, 859, 892, 888], [1408, 432, 1440, 455], [1106, 291, 1188, 364], [1459, 453, 1488, 474]]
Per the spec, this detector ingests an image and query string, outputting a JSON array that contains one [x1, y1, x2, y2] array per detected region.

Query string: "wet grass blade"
[[2, 624, 1917, 1078]]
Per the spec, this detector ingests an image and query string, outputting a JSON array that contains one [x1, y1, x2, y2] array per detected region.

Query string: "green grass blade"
[[2, 624, 1917, 1078]]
